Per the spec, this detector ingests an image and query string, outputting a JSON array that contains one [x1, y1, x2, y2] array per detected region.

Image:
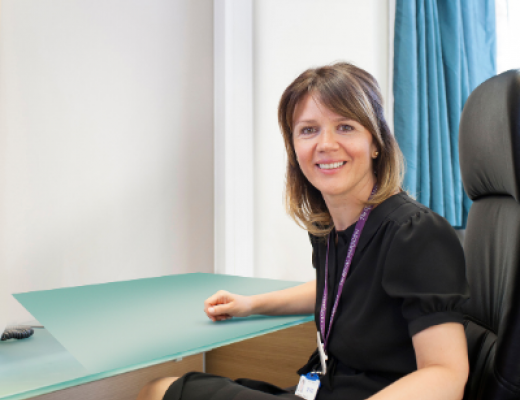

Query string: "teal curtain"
[[393, 0, 496, 228]]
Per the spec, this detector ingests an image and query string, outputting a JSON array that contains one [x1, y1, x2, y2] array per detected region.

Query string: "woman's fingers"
[[205, 290, 231, 308], [204, 290, 236, 319], [206, 311, 232, 322], [214, 314, 231, 321], [204, 290, 252, 321], [208, 302, 233, 316]]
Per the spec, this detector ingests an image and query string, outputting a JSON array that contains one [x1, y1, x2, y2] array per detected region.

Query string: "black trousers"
[[163, 372, 299, 400]]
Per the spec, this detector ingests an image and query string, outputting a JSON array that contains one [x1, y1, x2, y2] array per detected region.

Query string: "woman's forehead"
[[292, 93, 355, 126]]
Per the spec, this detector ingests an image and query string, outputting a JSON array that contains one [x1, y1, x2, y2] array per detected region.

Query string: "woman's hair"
[[278, 62, 404, 238]]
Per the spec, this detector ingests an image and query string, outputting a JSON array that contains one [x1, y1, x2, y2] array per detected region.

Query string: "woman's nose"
[[317, 127, 339, 151]]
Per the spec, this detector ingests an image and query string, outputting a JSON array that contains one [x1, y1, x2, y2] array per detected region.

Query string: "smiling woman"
[[138, 62, 469, 400], [278, 63, 404, 237]]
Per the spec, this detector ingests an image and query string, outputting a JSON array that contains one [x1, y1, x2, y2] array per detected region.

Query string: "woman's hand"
[[204, 280, 316, 322], [204, 290, 254, 321]]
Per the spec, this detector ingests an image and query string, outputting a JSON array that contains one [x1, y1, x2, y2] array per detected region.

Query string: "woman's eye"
[[338, 124, 353, 132], [301, 127, 317, 135]]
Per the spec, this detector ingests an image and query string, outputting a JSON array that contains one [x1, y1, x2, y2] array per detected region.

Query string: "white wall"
[[0, 0, 214, 327], [496, 0, 520, 74], [253, 0, 390, 281]]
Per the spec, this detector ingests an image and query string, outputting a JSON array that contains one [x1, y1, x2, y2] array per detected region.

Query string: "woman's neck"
[[323, 178, 376, 231], [327, 198, 366, 231]]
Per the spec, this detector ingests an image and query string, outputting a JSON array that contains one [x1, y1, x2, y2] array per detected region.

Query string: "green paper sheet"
[[13, 273, 313, 373]]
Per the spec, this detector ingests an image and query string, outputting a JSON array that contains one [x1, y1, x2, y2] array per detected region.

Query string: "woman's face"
[[292, 93, 377, 202]]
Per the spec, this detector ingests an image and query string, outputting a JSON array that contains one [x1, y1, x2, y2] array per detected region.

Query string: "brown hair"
[[278, 62, 404, 238]]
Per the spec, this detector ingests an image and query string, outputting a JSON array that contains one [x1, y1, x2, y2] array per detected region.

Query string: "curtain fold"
[[393, 0, 496, 228]]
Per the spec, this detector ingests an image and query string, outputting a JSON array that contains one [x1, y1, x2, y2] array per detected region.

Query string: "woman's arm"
[[204, 280, 316, 321], [368, 322, 469, 400]]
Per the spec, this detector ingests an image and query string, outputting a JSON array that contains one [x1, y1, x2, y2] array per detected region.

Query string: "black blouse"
[[298, 192, 470, 400]]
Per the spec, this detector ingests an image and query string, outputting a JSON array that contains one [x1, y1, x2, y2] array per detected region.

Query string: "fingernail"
[[209, 307, 214, 313]]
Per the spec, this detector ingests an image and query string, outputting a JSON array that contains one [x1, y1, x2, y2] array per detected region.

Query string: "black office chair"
[[459, 69, 520, 400]]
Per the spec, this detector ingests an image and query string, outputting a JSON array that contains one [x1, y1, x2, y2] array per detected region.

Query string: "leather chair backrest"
[[459, 69, 520, 400]]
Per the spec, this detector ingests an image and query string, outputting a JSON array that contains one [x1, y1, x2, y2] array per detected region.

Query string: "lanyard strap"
[[319, 185, 377, 351]]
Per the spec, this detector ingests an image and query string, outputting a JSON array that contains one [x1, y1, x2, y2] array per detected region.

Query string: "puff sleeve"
[[382, 210, 470, 337]]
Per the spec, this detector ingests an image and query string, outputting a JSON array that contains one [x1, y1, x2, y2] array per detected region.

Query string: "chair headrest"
[[459, 69, 520, 202]]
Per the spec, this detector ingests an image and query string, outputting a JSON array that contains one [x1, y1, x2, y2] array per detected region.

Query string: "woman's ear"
[[371, 143, 380, 159]]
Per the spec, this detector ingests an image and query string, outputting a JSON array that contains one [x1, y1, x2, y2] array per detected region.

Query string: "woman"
[[137, 62, 470, 400]]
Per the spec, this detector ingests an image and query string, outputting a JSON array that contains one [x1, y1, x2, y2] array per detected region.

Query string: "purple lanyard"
[[319, 185, 377, 351]]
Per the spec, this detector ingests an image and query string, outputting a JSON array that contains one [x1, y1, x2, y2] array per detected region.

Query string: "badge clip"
[[317, 331, 328, 376]]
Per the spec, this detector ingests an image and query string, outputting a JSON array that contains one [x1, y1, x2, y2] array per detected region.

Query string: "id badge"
[[295, 372, 321, 400]]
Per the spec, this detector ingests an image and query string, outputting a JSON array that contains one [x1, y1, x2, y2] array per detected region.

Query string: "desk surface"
[[1, 273, 313, 400]]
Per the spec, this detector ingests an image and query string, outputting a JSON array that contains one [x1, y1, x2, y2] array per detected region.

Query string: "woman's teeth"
[[318, 161, 345, 169]]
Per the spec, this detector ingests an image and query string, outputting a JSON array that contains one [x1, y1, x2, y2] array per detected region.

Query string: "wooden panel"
[[206, 321, 316, 388], [31, 354, 203, 400]]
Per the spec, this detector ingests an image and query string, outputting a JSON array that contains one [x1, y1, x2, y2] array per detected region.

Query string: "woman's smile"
[[316, 160, 347, 172]]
